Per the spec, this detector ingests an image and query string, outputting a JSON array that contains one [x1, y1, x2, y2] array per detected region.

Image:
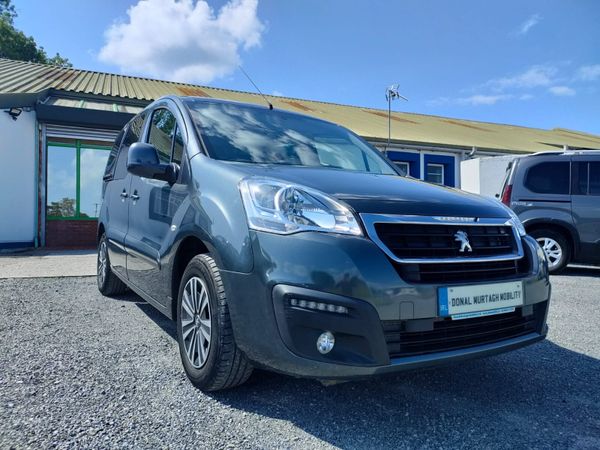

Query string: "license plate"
[[438, 281, 523, 320]]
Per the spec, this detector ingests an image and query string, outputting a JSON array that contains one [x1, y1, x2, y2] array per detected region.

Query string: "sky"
[[12, 0, 600, 134]]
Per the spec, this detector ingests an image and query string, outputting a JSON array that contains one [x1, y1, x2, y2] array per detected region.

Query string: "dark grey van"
[[499, 151, 600, 273], [97, 96, 550, 391]]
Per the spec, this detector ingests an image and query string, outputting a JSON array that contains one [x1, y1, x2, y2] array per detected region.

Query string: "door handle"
[[120, 191, 128, 198], [131, 192, 140, 201]]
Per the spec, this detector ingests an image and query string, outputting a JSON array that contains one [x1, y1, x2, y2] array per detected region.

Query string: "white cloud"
[[575, 64, 600, 81], [548, 86, 576, 96], [486, 65, 557, 91], [98, 0, 265, 84], [513, 14, 542, 36], [271, 90, 284, 97], [457, 94, 512, 106], [428, 94, 514, 107]]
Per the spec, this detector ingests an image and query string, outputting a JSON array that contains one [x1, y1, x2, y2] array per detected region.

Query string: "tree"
[[47, 198, 76, 217], [0, 0, 72, 67], [0, 0, 16, 24]]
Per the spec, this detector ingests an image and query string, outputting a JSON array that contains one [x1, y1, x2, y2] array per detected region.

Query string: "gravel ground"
[[1, 268, 599, 449]]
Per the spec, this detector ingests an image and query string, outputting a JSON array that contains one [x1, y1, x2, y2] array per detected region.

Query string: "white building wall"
[[460, 155, 518, 198], [460, 158, 481, 193], [0, 110, 37, 247]]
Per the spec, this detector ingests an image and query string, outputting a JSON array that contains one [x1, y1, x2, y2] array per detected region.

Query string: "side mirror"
[[127, 143, 178, 184]]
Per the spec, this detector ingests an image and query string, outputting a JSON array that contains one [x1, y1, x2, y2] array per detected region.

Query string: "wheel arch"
[[524, 218, 579, 260], [170, 234, 211, 319]]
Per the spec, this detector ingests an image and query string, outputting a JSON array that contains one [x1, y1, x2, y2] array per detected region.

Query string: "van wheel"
[[97, 233, 128, 296], [176, 254, 252, 391], [529, 229, 570, 274]]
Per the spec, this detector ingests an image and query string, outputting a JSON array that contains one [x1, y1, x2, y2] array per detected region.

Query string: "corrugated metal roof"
[[1, 58, 599, 153]]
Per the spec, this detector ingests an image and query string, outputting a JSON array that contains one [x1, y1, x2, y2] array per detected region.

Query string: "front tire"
[[530, 228, 570, 274], [97, 233, 128, 296], [177, 254, 252, 391]]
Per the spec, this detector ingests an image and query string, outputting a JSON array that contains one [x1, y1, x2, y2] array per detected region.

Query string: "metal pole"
[[387, 95, 391, 154]]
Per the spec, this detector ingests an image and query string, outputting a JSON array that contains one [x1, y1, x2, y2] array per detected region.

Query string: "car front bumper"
[[221, 231, 550, 379]]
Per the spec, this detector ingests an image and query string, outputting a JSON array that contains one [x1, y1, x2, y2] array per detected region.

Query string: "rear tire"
[[529, 228, 570, 274], [97, 233, 128, 296], [176, 254, 253, 391]]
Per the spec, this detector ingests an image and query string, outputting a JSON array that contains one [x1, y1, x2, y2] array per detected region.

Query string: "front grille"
[[395, 257, 529, 284], [383, 306, 540, 358], [374, 223, 517, 260]]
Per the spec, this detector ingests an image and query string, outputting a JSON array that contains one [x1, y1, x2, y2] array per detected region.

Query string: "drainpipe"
[[33, 119, 39, 248]]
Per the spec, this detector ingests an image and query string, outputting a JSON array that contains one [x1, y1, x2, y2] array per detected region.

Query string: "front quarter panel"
[[188, 155, 254, 273]]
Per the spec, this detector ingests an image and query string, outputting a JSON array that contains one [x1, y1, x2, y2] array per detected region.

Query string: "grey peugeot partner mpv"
[[97, 96, 550, 391]]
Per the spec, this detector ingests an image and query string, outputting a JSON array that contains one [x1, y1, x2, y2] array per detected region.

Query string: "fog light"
[[316, 331, 335, 354]]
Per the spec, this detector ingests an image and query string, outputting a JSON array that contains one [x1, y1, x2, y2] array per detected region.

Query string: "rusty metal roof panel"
[[1, 58, 600, 152]]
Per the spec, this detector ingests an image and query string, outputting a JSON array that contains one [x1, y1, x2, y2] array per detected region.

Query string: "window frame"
[[426, 162, 445, 185], [46, 140, 112, 221]]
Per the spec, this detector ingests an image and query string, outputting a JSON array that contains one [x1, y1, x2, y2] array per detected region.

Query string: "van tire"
[[529, 228, 570, 274], [97, 233, 128, 296], [177, 254, 253, 391]]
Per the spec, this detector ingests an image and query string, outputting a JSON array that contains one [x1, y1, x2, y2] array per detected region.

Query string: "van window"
[[114, 113, 146, 179], [103, 129, 125, 180], [148, 109, 177, 163], [571, 162, 588, 195], [525, 162, 570, 195], [590, 162, 600, 195], [185, 100, 396, 175]]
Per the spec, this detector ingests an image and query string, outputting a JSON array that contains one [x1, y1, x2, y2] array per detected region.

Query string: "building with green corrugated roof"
[[1, 57, 599, 248]]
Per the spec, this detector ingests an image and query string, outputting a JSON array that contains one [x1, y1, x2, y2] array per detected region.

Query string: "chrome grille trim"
[[360, 214, 524, 264]]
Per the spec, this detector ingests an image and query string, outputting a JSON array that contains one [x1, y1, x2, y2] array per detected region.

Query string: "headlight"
[[239, 177, 362, 236], [502, 205, 526, 237]]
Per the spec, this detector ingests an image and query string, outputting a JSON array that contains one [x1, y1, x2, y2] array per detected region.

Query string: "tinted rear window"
[[524, 161, 570, 195], [590, 162, 600, 195]]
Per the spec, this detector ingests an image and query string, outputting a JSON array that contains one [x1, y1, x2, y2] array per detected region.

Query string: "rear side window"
[[114, 113, 146, 179], [590, 162, 600, 195], [148, 109, 177, 163], [524, 161, 570, 195], [572, 162, 588, 195]]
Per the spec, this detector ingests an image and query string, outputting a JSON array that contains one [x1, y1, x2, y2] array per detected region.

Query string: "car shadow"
[[558, 265, 600, 278], [135, 300, 600, 448]]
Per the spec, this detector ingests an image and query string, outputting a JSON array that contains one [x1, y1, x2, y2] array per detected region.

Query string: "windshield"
[[185, 100, 397, 175]]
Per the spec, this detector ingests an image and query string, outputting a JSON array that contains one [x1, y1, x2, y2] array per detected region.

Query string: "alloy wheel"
[[537, 237, 563, 269], [98, 240, 108, 286], [181, 277, 212, 368]]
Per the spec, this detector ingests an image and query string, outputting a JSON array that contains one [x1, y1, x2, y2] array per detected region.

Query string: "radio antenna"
[[239, 65, 273, 110], [385, 84, 408, 155]]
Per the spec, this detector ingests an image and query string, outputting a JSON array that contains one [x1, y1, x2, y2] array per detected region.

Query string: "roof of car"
[[525, 150, 600, 157]]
